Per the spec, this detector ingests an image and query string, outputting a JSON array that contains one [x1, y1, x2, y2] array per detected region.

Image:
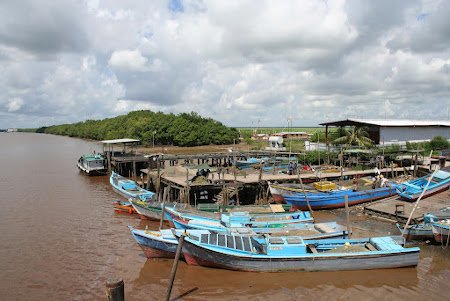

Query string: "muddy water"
[[0, 133, 449, 301]]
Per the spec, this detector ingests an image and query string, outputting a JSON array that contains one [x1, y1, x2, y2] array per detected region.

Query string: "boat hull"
[[398, 184, 450, 201], [284, 187, 397, 210], [397, 223, 434, 241], [432, 224, 450, 244], [130, 201, 163, 220], [77, 162, 106, 176], [182, 240, 420, 272], [130, 230, 178, 259]]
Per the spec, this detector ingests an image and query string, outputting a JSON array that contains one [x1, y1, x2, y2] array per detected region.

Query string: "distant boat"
[[281, 185, 398, 210], [235, 157, 266, 170], [109, 172, 155, 201], [177, 233, 420, 272], [397, 170, 450, 201], [129, 224, 348, 259], [77, 153, 106, 175]]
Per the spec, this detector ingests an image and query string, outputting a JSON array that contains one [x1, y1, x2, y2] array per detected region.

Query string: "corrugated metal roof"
[[320, 118, 450, 127], [100, 138, 140, 144]]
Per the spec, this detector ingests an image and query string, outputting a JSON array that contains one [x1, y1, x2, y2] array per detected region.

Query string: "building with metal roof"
[[320, 118, 450, 145]]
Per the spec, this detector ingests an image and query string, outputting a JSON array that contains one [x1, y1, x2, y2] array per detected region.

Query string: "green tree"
[[333, 126, 373, 148], [429, 136, 450, 150]]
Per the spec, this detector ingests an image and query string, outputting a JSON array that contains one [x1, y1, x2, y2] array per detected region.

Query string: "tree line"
[[37, 110, 240, 147]]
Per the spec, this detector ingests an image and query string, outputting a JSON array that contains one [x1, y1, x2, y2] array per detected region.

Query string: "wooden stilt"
[[106, 279, 124, 301], [165, 233, 185, 301]]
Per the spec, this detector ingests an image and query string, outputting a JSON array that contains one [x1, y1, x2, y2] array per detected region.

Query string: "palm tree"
[[333, 126, 373, 148]]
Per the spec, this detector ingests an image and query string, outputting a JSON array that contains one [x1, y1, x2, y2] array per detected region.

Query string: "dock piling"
[[165, 233, 186, 301], [106, 279, 124, 301]]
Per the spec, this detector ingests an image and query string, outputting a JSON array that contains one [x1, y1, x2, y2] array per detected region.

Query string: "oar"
[[297, 166, 314, 219]]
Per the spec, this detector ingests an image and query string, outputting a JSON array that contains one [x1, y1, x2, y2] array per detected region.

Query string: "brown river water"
[[1, 133, 449, 301]]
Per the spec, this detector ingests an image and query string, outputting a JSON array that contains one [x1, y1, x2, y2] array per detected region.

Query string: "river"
[[0, 133, 449, 300]]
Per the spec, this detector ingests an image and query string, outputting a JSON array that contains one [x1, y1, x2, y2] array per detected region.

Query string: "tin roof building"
[[320, 119, 450, 145]]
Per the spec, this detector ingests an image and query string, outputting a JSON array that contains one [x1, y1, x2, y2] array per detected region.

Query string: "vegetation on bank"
[[38, 110, 240, 147]]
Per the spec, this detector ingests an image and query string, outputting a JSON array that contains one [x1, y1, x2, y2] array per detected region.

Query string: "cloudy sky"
[[1, 0, 449, 128]]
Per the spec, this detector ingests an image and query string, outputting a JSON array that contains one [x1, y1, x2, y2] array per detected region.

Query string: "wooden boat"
[[397, 170, 450, 201], [398, 207, 450, 241], [129, 227, 204, 258], [130, 199, 179, 220], [164, 205, 314, 229], [432, 220, 450, 244], [268, 182, 315, 204], [171, 218, 347, 238], [235, 157, 266, 170], [109, 171, 155, 201], [178, 233, 420, 272], [282, 185, 398, 210], [77, 153, 106, 175], [130, 200, 294, 221], [129, 224, 348, 259], [113, 200, 137, 214]]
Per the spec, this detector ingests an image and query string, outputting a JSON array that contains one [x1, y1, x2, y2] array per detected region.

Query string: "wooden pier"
[[363, 190, 450, 224]]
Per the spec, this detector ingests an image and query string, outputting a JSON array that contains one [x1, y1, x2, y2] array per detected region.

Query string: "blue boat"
[[282, 185, 398, 210], [397, 170, 450, 201], [129, 224, 348, 259], [109, 171, 155, 201], [129, 227, 209, 259], [398, 207, 450, 241], [235, 157, 266, 170], [171, 215, 347, 238], [432, 220, 450, 244], [177, 233, 420, 272], [164, 205, 314, 229]]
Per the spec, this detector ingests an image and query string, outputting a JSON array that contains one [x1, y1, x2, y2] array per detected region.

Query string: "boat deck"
[[363, 189, 450, 224]]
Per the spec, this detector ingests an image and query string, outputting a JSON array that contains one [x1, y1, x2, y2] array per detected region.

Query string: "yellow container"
[[313, 181, 337, 191]]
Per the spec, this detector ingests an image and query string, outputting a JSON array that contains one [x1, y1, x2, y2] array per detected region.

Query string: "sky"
[[0, 0, 449, 128]]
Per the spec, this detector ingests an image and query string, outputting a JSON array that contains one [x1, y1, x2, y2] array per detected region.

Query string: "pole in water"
[[344, 194, 352, 238], [106, 279, 124, 301], [159, 202, 166, 230], [166, 233, 185, 301]]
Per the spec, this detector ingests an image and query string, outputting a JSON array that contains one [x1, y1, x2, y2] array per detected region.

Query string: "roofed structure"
[[320, 118, 450, 145]]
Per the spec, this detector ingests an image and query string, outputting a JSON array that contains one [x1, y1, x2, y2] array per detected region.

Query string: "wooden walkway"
[[364, 190, 450, 224], [159, 166, 411, 188]]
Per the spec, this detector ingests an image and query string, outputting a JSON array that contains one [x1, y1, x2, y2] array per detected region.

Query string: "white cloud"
[[7, 97, 24, 112], [108, 49, 148, 71], [1, 0, 450, 128]]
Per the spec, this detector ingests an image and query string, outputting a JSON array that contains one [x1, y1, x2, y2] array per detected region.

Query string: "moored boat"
[[397, 170, 450, 201], [398, 207, 450, 241], [177, 233, 420, 272], [129, 224, 348, 259], [109, 171, 155, 201], [113, 200, 137, 214], [77, 153, 107, 175], [432, 220, 450, 244], [282, 185, 398, 210], [130, 199, 179, 220], [164, 205, 313, 228]]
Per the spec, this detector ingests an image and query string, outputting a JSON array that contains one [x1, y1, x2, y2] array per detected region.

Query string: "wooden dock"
[[159, 166, 411, 187], [363, 190, 450, 224]]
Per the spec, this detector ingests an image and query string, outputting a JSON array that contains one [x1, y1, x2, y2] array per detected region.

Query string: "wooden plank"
[[308, 245, 318, 254], [365, 243, 377, 251]]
